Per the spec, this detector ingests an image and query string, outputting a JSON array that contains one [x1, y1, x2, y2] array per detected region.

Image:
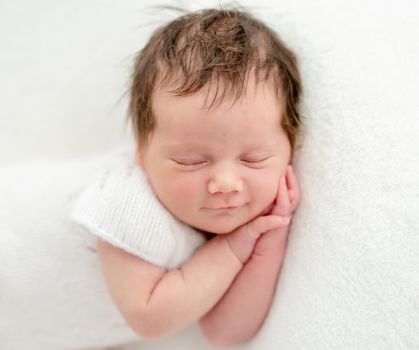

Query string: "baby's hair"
[[128, 7, 302, 155]]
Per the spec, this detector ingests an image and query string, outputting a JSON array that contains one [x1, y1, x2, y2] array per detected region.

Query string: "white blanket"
[[0, 153, 140, 349], [0, 145, 210, 349], [1, 0, 419, 349]]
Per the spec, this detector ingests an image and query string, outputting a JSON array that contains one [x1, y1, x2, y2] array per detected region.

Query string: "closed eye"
[[240, 156, 271, 163], [240, 155, 273, 168], [172, 159, 208, 166]]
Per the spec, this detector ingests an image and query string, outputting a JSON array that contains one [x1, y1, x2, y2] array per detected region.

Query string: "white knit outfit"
[[0, 145, 206, 350], [71, 146, 206, 270]]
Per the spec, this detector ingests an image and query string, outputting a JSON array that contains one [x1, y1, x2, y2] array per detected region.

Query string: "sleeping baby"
[[72, 7, 302, 347]]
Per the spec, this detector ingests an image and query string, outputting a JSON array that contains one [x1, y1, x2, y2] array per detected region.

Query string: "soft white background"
[[0, 0, 287, 164], [1, 0, 419, 349]]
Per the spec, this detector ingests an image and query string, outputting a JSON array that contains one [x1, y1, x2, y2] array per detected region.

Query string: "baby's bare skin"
[[200, 165, 301, 346], [111, 7, 304, 345], [97, 165, 301, 343], [225, 165, 299, 263]]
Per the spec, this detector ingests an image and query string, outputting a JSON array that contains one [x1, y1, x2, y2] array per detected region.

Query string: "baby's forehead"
[[150, 87, 284, 147], [150, 95, 285, 156], [163, 136, 281, 151]]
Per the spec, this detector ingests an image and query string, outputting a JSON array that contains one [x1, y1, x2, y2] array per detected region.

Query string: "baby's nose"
[[207, 171, 244, 194]]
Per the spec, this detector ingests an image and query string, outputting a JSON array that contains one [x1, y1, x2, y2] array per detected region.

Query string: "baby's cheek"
[[174, 180, 196, 198], [169, 175, 202, 205], [250, 171, 279, 207]]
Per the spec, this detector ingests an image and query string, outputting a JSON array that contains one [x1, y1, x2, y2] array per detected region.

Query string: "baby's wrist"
[[223, 234, 251, 266]]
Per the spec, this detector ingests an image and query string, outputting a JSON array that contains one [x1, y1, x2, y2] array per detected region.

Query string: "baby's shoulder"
[[71, 145, 205, 270]]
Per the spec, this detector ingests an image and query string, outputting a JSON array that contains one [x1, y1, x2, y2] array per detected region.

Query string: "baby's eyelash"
[[240, 156, 270, 163], [170, 155, 273, 167], [172, 159, 207, 166]]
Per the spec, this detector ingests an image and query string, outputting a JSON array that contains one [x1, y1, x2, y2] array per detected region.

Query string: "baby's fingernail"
[[275, 216, 291, 225], [280, 216, 291, 225], [273, 216, 290, 225]]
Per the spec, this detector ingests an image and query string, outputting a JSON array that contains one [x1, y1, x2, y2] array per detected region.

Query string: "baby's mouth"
[[204, 202, 248, 211], [204, 205, 239, 210]]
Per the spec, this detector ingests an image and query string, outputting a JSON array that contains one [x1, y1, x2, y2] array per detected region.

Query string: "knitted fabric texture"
[[71, 147, 206, 270]]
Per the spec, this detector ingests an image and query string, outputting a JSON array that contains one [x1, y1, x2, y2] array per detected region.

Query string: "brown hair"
[[128, 7, 302, 157]]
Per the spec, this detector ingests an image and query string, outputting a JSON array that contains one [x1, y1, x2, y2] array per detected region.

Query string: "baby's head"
[[128, 8, 302, 234]]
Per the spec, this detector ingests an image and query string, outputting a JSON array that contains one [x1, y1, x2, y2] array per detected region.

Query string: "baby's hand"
[[252, 165, 301, 257], [225, 165, 301, 264], [226, 213, 290, 265], [272, 165, 301, 217]]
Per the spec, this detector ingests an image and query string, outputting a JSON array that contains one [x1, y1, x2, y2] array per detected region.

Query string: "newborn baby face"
[[138, 78, 291, 234]]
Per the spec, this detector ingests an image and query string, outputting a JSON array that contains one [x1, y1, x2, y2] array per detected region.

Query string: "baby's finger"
[[272, 175, 290, 217], [286, 165, 301, 213], [243, 215, 290, 239]]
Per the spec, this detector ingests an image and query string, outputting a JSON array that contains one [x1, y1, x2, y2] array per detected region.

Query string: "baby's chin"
[[192, 203, 273, 235], [192, 216, 254, 235]]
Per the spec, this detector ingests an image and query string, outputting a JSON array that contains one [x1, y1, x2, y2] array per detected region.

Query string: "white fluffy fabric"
[[0, 151, 141, 349], [0, 146, 206, 349], [71, 146, 205, 270], [241, 1, 419, 350], [1, 0, 419, 349]]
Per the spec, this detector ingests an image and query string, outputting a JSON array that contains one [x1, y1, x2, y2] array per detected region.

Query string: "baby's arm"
[[97, 214, 285, 339], [199, 166, 301, 346]]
